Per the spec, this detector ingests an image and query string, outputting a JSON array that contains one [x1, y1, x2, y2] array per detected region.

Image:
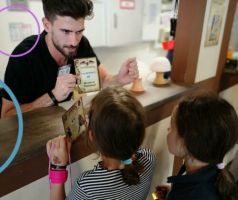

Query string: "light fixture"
[[150, 57, 171, 86]]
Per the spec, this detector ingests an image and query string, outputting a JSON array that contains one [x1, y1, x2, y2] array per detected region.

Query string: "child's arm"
[[46, 136, 71, 200], [50, 184, 66, 200], [152, 184, 171, 200]]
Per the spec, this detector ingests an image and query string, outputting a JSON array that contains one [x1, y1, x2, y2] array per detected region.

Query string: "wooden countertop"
[[0, 106, 65, 167], [0, 82, 196, 197], [129, 81, 196, 126]]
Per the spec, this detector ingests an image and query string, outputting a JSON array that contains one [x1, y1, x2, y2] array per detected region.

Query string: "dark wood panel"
[[0, 106, 66, 166], [145, 86, 198, 127], [0, 154, 48, 196], [0, 106, 97, 197], [0, 133, 94, 197], [219, 72, 238, 91], [171, 0, 206, 84]]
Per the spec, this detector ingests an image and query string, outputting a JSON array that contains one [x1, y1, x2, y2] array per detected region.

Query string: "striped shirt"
[[67, 148, 155, 200]]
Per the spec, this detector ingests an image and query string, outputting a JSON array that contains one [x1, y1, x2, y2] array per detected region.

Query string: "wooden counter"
[[0, 82, 196, 197]]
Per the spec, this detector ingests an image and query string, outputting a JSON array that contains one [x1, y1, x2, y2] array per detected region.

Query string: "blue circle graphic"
[[0, 80, 23, 173]]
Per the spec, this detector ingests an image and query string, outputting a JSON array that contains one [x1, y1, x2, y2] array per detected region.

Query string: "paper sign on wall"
[[9, 23, 32, 42], [7, 0, 28, 9]]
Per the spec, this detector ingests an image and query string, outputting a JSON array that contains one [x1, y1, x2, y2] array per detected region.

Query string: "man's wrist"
[[48, 90, 58, 105]]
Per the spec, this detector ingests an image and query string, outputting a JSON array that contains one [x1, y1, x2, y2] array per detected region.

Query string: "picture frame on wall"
[[205, 0, 226, 47]]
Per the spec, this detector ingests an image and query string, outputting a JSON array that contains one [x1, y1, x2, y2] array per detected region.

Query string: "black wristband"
[[48, 91, 58, 105], [50, 163, 67, 170]]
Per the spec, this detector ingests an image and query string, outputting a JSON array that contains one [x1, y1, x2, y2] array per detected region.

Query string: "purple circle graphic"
[[0, 5, 41, 58]]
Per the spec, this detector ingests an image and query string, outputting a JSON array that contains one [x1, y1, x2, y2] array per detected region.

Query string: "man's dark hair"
[[42, 0, 93, 22]]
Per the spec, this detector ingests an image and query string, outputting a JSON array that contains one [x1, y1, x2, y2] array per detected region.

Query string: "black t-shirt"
[[166, 164, 220, 200], [1, 31, 100, 104]]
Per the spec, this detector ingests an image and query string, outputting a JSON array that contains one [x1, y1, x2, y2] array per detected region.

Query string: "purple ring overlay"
[[0, 5, 41, 57]]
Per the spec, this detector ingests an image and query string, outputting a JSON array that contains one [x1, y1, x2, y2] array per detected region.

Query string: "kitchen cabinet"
[[84, 0, 143, 47]]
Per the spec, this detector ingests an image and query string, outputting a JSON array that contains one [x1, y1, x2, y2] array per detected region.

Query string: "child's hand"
[[46, 135, 72, 166], [154, 184, 171, 200]]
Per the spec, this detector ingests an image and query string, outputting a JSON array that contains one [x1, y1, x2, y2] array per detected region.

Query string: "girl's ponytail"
[[121, 156, 144, 185], [215, 167, 238, 200]]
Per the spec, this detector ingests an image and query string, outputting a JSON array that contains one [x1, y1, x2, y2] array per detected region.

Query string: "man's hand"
[[117, 57, 139, 85], [52, 74, 77, 102], [46, 135, 72, 166]]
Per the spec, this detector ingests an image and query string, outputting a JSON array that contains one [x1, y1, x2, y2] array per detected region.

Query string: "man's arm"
[[1, 74, 77, 118], [1, 93, 55, 117], [1, 58, 138, 117], [99, 58, 139, 88]]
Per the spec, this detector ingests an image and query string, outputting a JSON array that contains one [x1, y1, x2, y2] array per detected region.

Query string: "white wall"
[[0, 0, 44, 80], [142, 117, 174, 197], [94, 43, 165, 75], [195, 0, 229, 82], [219, 84, 238, 174], [229, 3, 238, 51], [220, 84, 238, 115]]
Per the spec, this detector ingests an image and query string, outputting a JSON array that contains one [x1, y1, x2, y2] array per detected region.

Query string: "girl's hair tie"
[[216, 162, 225, 169], [121, 158, 133, 165]]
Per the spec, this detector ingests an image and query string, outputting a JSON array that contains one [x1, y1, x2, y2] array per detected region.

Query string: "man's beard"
[[52, 39, 78, 59]]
